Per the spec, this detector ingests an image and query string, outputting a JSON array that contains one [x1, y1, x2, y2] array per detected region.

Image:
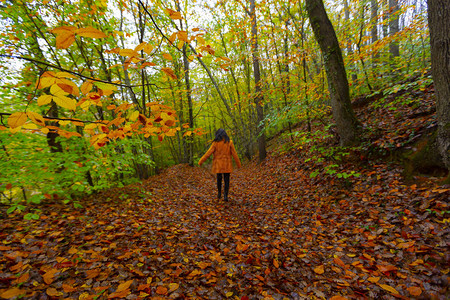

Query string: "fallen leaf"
[[313, 265, 325, 274]]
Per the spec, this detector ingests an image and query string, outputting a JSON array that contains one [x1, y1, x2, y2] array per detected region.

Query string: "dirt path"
[[0, 154, 448, 299]]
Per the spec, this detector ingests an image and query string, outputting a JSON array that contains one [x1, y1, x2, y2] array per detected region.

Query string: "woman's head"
[[214, 128, 230, 142]]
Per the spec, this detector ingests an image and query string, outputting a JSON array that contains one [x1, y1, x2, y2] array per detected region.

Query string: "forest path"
[[0, 152, 448, 299]]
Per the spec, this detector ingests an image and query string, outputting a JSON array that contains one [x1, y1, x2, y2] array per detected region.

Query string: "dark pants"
[[217, 173, 230, 199]]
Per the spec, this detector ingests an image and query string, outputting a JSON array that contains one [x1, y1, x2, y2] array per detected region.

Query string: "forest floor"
[[1, 82, 449, 299]]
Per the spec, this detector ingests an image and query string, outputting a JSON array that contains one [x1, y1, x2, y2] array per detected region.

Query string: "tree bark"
[[249, 0, 267, 161], [388, 0, 400, 57], [305, 0, 361, 146], [428, 0, 450, 172]]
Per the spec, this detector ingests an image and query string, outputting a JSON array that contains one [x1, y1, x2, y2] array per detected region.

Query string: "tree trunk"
[[343, 0, 357, 82], [388, 0, 400, 57], [306, 0, 361, 146], [428, 0, 450, 172], [249, 0, 267, 161]]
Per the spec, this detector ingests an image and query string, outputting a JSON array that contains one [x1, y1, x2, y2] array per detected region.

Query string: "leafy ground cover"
[[1, 82, 449, 299]]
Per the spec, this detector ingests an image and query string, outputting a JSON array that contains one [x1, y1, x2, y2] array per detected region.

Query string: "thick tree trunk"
[[428, 0, 450, 172], [388, 0, 400, 57], [249, 0, 267, 161], [305, 0, 361, 146]]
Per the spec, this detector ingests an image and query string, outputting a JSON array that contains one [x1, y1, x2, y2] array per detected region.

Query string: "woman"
[[198, 129, 241, 201]]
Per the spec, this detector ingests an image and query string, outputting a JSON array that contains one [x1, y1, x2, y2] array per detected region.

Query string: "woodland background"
[[0, 0, 449, 298]]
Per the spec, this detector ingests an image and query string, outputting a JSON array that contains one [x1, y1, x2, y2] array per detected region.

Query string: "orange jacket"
[[198, 140, 241, 173]]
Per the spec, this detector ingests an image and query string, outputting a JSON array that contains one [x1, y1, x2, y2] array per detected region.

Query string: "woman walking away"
[[199, 129, 241, 202]]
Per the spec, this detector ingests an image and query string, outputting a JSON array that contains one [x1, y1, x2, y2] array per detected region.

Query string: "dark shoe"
[[224, 194, 228, 202], [218, 192, 221, 199]]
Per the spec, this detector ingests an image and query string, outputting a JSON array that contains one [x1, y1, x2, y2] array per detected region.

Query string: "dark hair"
[[214, 128, 230, 142]]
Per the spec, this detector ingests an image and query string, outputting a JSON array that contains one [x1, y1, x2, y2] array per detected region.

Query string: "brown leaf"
[[407, 286, 422, 296], [156, 286, 168, 295], [0, 288, 26, 299], [313, 265, 325, 274]]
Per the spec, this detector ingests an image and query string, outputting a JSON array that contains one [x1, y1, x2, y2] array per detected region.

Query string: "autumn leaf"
[[46, 288, 62, 297], [76, 27, 107, 38], [168, 283, 179, 292], [43, 268, 58, 284], [53, 94, 77, 111], [330, 296, 348, 300], [166, 8, 182, 19], [27, 111, 45, 127], [162, 53, 173, 61], [407, 286, 422, 296], [116, 280, 133, 293], [8, 112, 27, 128], [313, 265, 325, 274], [156, 286, 168, 295], [161, 67, 177, 80], [0, 288, 26, 299], [378, 284, 399, 294], [37, 95, 53, 106]]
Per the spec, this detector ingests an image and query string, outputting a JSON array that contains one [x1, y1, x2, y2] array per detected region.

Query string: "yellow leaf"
[[81, 81, 93, 94], [367, 276, 380, 283], [50, 84, 68, 96], [53, 95, 77, 111], [55, 72, 76, 79], [313, 265, 325, 274], [55, 32, 76, 49], [168, 283, 179, 292], [0, 288, 26, 299], [162, 53, 173, 61], [118, 49, 138, 57], [177, 31, 188, 42], [143, 44, 154, 54], [196, 36, 205, 45], [116, 280, 133, 293], [76, 26, 107, 38], [37, 95, 53, 106], [41, 127, 49, 134], [134, 42, 147, 52], [23, 123, 38, 129], [166, 8, 182, 20], [129, 111, 139, 121], [8, 112, 27, 128], [378, 284, 399, 294], [226, 291, 233, 297]]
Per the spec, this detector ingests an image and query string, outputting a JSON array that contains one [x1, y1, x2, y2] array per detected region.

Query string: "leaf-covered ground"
[[1, 154, 449, 299], [1, 82, 449, 299]]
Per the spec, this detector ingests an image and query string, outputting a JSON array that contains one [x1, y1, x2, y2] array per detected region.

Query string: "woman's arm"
[[198, 143, 215, 165]]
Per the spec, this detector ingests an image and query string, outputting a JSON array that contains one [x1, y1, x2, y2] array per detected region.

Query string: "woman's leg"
[[216, 173, 223, 199], [223, 173, 230, 201]]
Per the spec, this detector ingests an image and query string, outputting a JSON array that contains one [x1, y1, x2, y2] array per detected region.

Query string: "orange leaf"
[[378, 284, 399, 294], [313, 265, 325, 274], [407, 286, 422, 296], [273, 259, 279, 268], [46, 288, 62, 297], [0, 288, 26, 299], [62, 284, 77, 293], [162, 53, 173, 61], [43, 269, 58, 285], [116, 280, 133, 293], [14, 272, 29, 284], [156, 286, 168, 295], [161, 68, 177, 80], [330, 296, 348, 300], [8, 112, 27, 128], [198, 262, 211, 269], [166, 8, 182, 19]]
